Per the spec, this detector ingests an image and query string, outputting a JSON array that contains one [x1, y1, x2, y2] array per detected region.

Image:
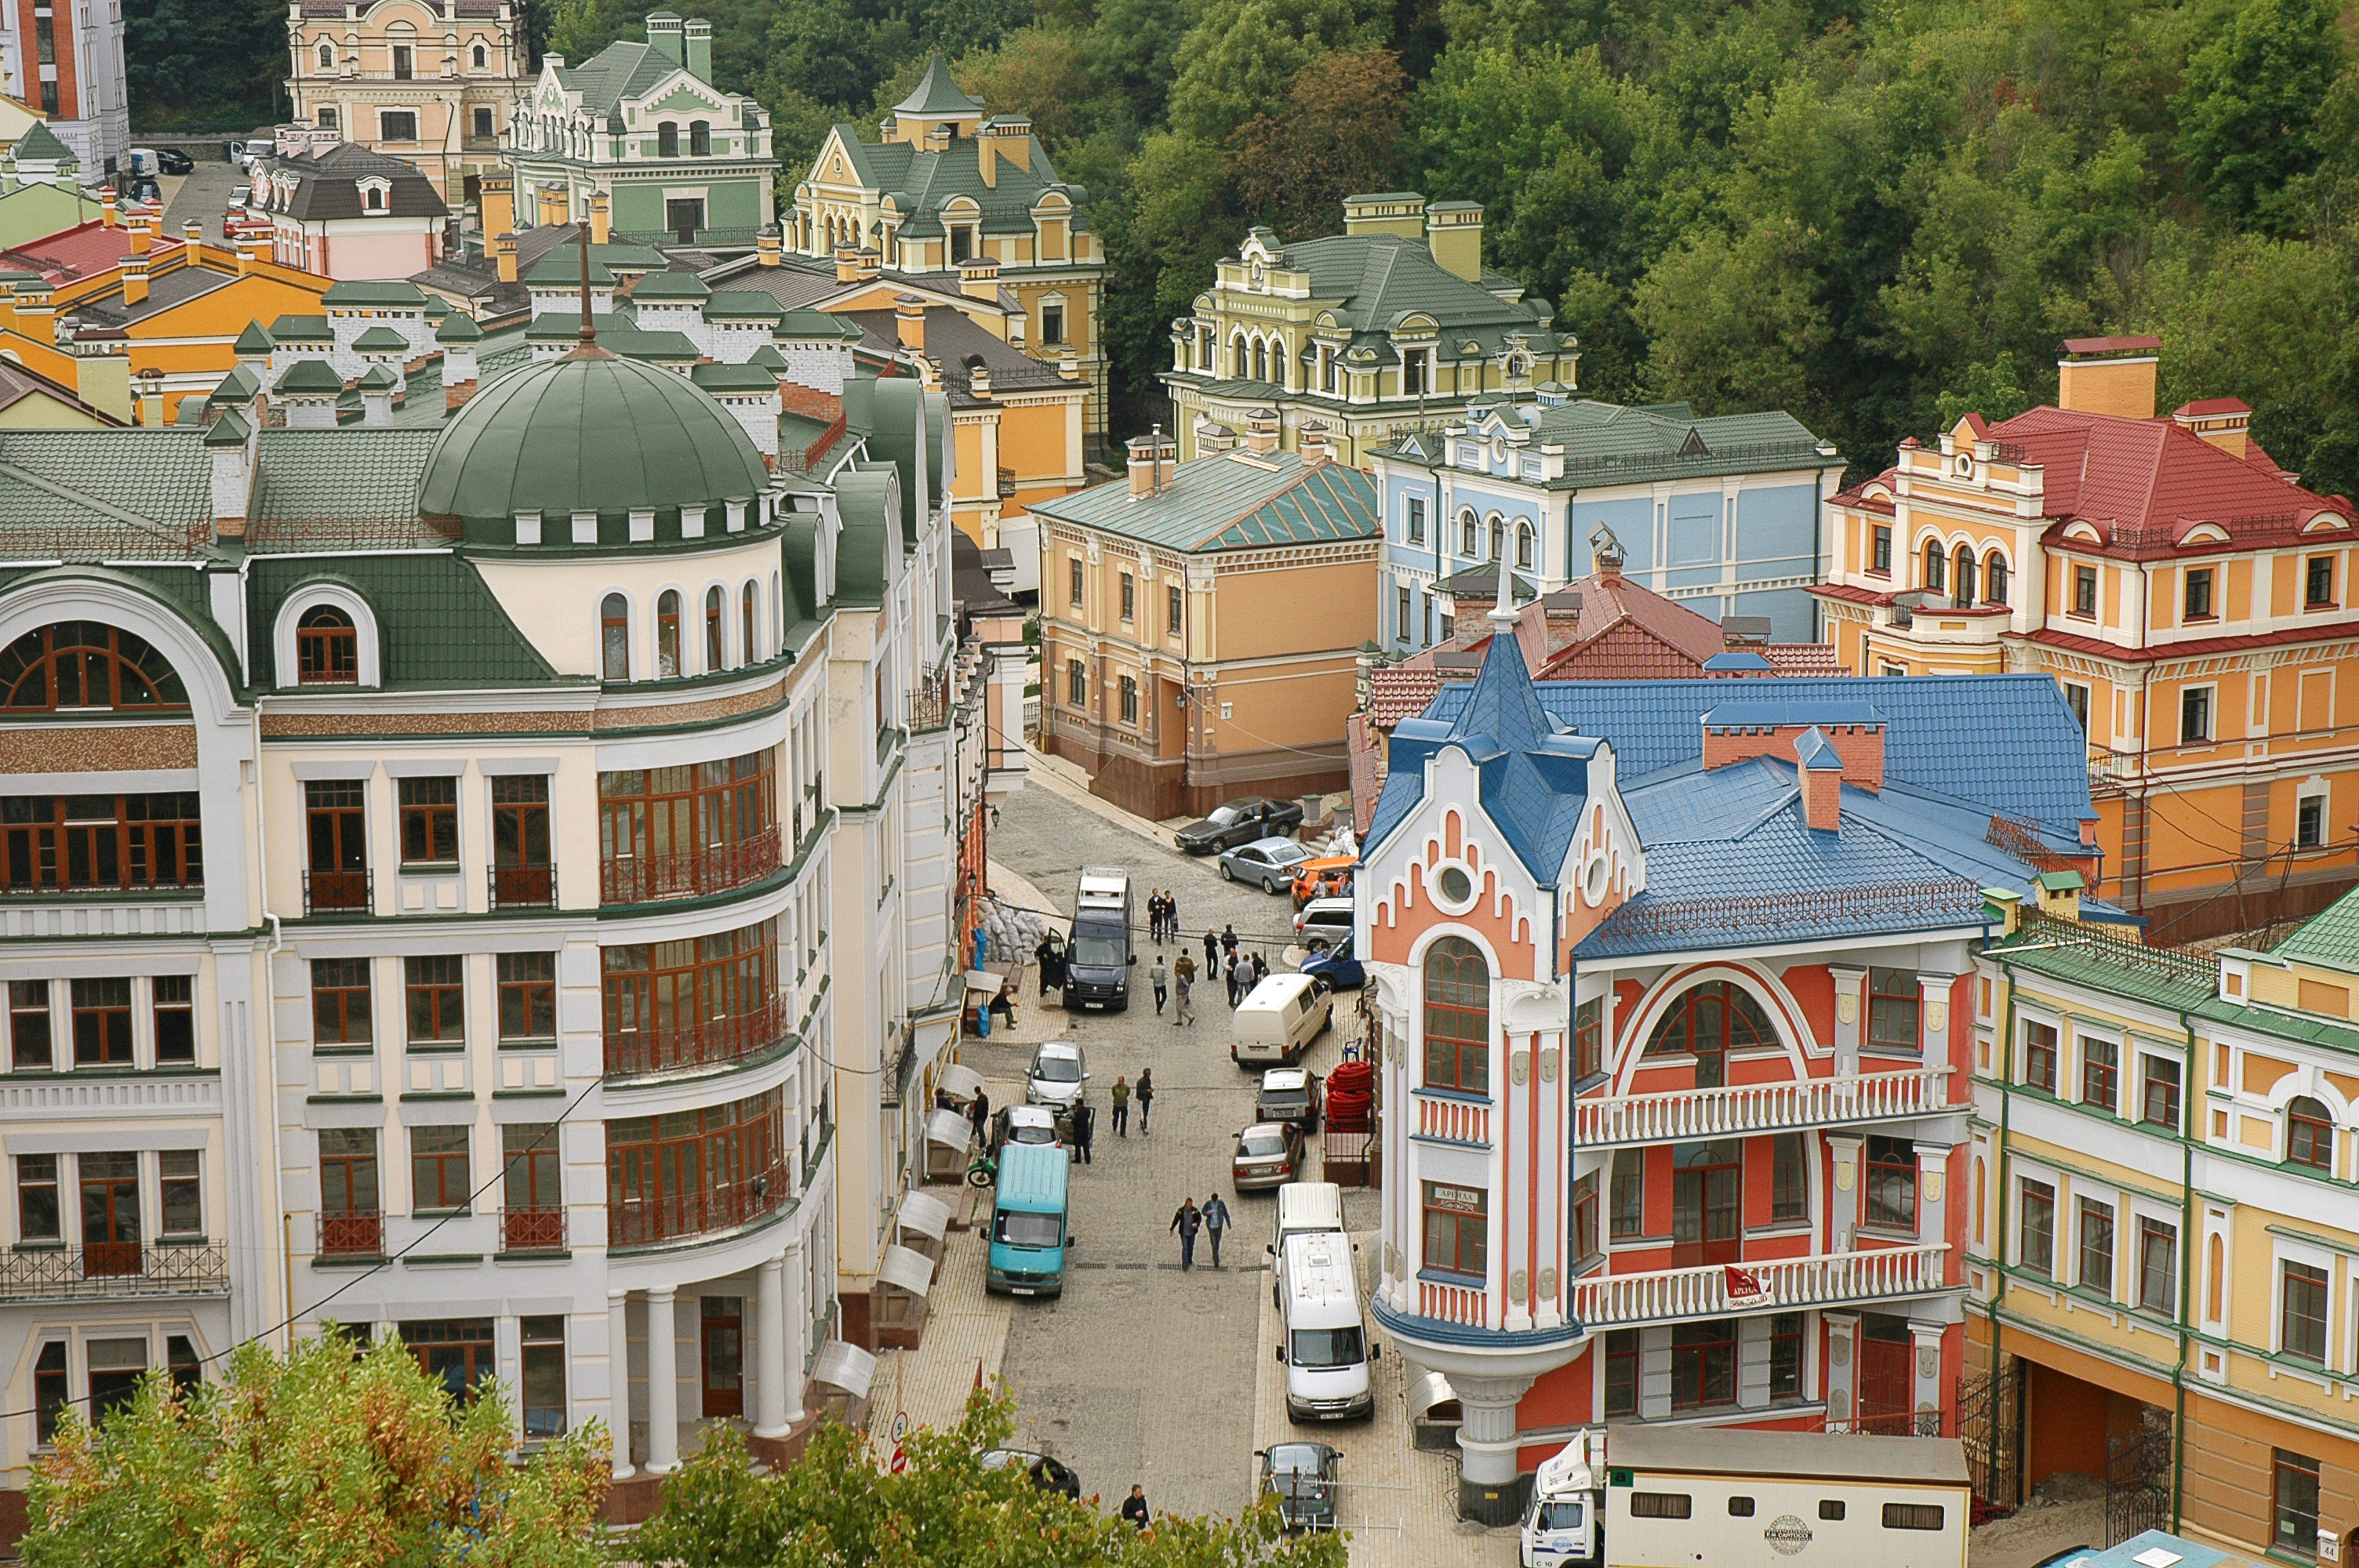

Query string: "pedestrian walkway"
[[1016, 739, 1177, 851], [1249, 1230, 1518, 1566]]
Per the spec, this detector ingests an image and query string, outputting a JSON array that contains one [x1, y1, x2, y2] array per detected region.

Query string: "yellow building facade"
[[1815, 338, 2359, 941], [283, 0, 528, 200]]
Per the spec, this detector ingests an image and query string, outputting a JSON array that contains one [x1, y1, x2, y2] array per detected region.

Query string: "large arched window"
[[1953, 546, 1977, 608], [1422, 936, 1490, 1094], [2287, 1095, 2335, 1171], [600, 593, 630, 680], [1644, 980, 1776, 1088], [296, 606, 358, 684], [657, 122, 680, 158], [704, 586, 726, 671], [1923, 539, 1946, 594], [1985, 554, 2010, 607], [0, 622, 187, 710], [656, 591, 682, 678], [1459, 510, 1479, 558]]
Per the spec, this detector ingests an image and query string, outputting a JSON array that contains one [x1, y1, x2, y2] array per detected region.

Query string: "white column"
[[783, 1233, 809, 1425], [1454, 1373, 1539, 1525], [606, 1290, 634, 1480], [1534, 1022, 1566, 1330], [1827, 964, 1863, 1076], [754, 1254, 790, 1438], [645, 1287, 681, 1474], [1503, 1025, 1531, 1333], [1907, 1318, 1946, 1436], [1823, 1310, 1859, 1432]]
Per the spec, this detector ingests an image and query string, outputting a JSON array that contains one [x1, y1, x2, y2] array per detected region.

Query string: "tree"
[[2171, 0, 2347, 224], [1226, 49, 1412, 241], [1163, 0, 1392, 144], [21, 1334, 611, 1568], [121, 0, 285, 130], [637, 1390, 1350, 1568]]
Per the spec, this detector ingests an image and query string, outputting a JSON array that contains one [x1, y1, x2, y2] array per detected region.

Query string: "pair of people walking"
[[1145, 889, 1181, 944], [1169, 1192, 1232, 1269], [1109, 1071, 1154, 1134]]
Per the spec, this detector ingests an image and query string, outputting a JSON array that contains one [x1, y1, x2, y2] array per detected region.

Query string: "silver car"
[[1219, 836, 1311, 894], [1025, 1040, 1088, 1111], [1233, 1121, 1307, 1191]]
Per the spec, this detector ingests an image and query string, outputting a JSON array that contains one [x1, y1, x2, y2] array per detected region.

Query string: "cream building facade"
[[285, 0, 528, 200]]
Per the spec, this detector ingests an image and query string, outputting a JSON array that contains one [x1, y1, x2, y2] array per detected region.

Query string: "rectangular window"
[[1864, 1135, 1917, 1230], [398, 777, 458, 866], [1039, 303, 1064, 346], [402, 1318, 495, 1403], [1065, 659, 1085, 707], [2024, 1020, 2058, 1092], [1068, 557, 1083, 608], [2, 792, 205, 894], [33, 1342, 65, 1444], [522, 1316, 567, 1438], [1769, 1312, 1805, 1399], [160, 1149, 202, 1236], [1421, 1181, 1487, 1278], [9, 980, 51, 1069], [2180, 686, 2212, 745], [1572, 1171, 1599, 1264], [2141, 1055, 2181, 1130], [1771, 1132, 1807, 1222], [1118, 572, 1134, 622], [1118, 676, 1137, 725], [151, 975, 194, 1063], [2074, 564, 2099, 616], [1884, 1504, 1946, 1531], [16, 1153, 58, 1241], [305, 780, 367, 913], [2184, 568, 2215, 620], [319, 1127, 380, 1220], [2275, 1450, 2321, 1556], [2063, 681, 2090, 732], [2081, 1037, 2118, 1111], [70, 978, 132, 1066], [2020, 1178, 2055, 1276], [1730, 1497, 1757, 1518], [496, 953, 556, 1042], [1604, 1328, 1638, 1417], [1630, 1494, 1692, 1520], [472, 105, 494, 138], [1167, 585, 1183, 637], [2298, 793, 2324, 849], [404, 956, 464, 1045], [2281, 1261, 2328, 1362], [2137, 1217, 2177, 1314], [379, 109, 418, 141], [314, 104, 336, 129], [1871, 524, 1892, 575], [1866, 967, 1921, 1052], [1574, 998, 1601, 1083], [503, 1123, 560, 1214], [391, 42, 413, 78], [2077, 1197, 2114, 1295], [1610, 1148, 1645, 1240], [1406, 495, 1426, 546], [2306, 556, 2336, 608], [492, 775, 551, 869], [1819, 1501, 1847, 1521], [1403, 348, 1429, 397], [1397, 584, 1412, 642], [1670, 1319, 1737, 1410], [410, 1125, 471, 1214], [311, 958, 373, 1046]]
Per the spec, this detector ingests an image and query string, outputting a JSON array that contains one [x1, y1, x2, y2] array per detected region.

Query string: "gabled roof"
[[0, 356, 116, 423], [1028, 450, 1379, 552], [10, 122, 73, 163]]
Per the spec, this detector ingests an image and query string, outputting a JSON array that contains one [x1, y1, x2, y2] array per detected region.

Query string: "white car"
[[1024, 1040, 1088, 1112], [1292, 896, 1354, 951]]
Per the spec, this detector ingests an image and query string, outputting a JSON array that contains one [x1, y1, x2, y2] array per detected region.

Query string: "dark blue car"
[[1302, 931, 1364, 991]]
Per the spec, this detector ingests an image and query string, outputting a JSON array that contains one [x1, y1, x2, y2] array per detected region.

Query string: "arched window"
[[471, 42, 486, 67], [656, 590, 682, 678], [2287, 1095, 2335, 1171], [1421, 936, 1490, 1094], [1644, 980, 1776, 1089], [740, 583, 758, 662], [0, 622, 187, 710], [1516, 521, 1535, 571], [1486, 515, 1503, 561], [657, 122, 679, 158], [1459, 510, 1478, 557], [704, 586, 726, 671], [1232, 334, 1248, 379], [1953, 546, 1977, 608], [363, 186, 384, 212], [318, 42, 334, 69], [1985, 554, 2010, 607], [1923, 539, 1946, 593], [601, 593, 630, 680], [689, 120, 711, 156], [296, 606, 358, 684], [772, 570, 783, 644], [1253, 339, 1268, 383]]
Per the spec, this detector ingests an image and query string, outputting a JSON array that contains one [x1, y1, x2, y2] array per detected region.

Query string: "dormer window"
[[357, 178, 390, 212], [296, 607, 358, 684], [1403, 347, 1430, 397]]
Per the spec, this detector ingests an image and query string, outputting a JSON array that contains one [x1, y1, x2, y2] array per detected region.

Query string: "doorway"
[[1858, 1314, 1914, 1433], [80, 1150, 140, 1276], [700, 1295, 743, 1418], [667, 198, 705, 245], [1671, 1141, 1740, 1265]]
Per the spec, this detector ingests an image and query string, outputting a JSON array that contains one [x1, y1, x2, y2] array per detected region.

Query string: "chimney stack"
[[682, 16, 712, 81], [101, 188, 116, 228], [855, 246, 880, 281], [2057, 335, 2161, 421], [957, 254, 999, 303], [2172, 397, 2252, 459], [125, 215, 153, 256], [1243, 406, 1280, 454], [1298, 420, 1330, 466], [645, 11, 683, 65], [757, 223, 782, 267], [479, 172, 514, 245], [133, 365, 163, 428], [492, 230, 518, 284], [119, 255, 150, 307], [1340, 191, 1427, 239], [1126, 428, 1176, 499], [587, 189, 610, 245], [183, 220, 203, 247], [1796, 728, 1845, 833], [1425, 201, 1484, 282], [894, 294, 925, 351], [834, 245, 860, 284], [1590, 526, 1626, 583]]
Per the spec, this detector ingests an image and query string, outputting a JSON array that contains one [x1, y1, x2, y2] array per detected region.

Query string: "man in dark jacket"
[[969, 1089, 990, 1145], [1169, 1196, 1201, 1269], [1121, 1486, 1149, 1530], [1068, 1100, 1095, 1163], [1136, 1068, 1154, 1134]]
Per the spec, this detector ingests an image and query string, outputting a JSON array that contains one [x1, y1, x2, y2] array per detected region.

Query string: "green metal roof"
[[894, 54, 983, 118], [357, 365, 398, 390], [691, 362, 778, 392], [276, 360, 344, 394], [703, 290, 785, 320], [0, 430, 212, 557], [629, 269, 711, 301], [435, 312, 484, 343], [1029, 450, 1381, 553], [246, 553, 560, 689], [209, 365, 260, 403], [529, 251, 616, 287], [1276, 234, 1553, 342], [2271, 888, 2359, 976], [351, 325, 409, 350], [776, 308, 861, 341], [233, 321, 274, 355], [321, 280, 427, 307], [249, 429, 437, 530], [271, 314, 332, 340], [10, 122, 75, 164]]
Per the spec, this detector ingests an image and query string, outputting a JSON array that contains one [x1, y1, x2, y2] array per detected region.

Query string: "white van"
[[1278, 1230, 1376, 1421], [1267, 1180, 1347, 1305], [1233, 973, 1332, 1068]]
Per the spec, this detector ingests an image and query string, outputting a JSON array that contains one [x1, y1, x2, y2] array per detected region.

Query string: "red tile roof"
[[2175, 397, 2251, 418], [2061, 334, 2161, 355], [1, 218, 185, 286], [1765, 644, 1845, 677], [2012, 621, 2359, 664]]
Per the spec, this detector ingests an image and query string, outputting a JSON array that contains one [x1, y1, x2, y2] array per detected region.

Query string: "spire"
[[1488, 560, 1518, 626], [895, 54, 984, 118], [565, 220, 611, 361], [1452, 620, 1555, 753]]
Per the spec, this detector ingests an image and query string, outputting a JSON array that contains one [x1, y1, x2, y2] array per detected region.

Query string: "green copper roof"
[[210, 365, 260, 404], [630, 269, 711, 301], [321, 280, 427, 307], [10, 122, 74, 164], [271, 314, 331, 341], [357, 365, 398, 390], [203, 407, 250, 448], [895, 55, 983, 118], [234, 321, 274, 355], [247, 553, 560, 689], [435, 312, 484, 343], [276, 360, 344, 394], [529, 251, 616, 287], [2273, 887, 2359, 976], [417, 349, 769, 524], [1030, 450, 1381, 552], [704, 290, 784, 320], [351, 325, 409, 351], [776, 308, 863, 341], [691, 362, 777, 392]]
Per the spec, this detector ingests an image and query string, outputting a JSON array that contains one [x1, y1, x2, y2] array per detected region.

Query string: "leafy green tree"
[[2171, 0, 2347, 224], [638, 1391, 1348, 1568], [122, 0, 285, 129], [1227, 48, 1412, 241], [1634, 215, 1830, 420], [1164, 0, 1392, 143], [21, 1334, 611, 1568]]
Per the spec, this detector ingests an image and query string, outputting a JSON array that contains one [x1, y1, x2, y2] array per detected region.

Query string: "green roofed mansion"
[[0, 298, 1018, 1522], [506, 11, 775, 247], [1161, 193, 1579, 466]]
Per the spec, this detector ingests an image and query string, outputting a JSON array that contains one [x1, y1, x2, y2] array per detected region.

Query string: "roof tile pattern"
[[1029, 450, 1379, 552]]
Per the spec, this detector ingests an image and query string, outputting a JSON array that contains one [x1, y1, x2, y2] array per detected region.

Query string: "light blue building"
[[1367, 389, 1844, 652]]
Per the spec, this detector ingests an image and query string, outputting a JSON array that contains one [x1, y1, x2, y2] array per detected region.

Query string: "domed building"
[[0, 324, 990, 1529]]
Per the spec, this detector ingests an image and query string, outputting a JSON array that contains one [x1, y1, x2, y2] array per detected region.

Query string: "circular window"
[[1492, 434, 1507, 463], [1438, 865, 1473, 904], [1581, 851, 1611, 906]]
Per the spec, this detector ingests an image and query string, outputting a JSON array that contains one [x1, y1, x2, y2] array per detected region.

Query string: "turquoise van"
[[986, 1142, 1073, 1297]]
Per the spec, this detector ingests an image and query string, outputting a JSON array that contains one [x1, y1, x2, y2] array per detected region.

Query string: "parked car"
[[1291, 854, 1354, 908], [992, 1103, 1065, 1155], [1175, 796, 1303, 855], [1024, 1040, 1088, 1112], [1219, 837, 1311, 894], [980, 1447, 1081, 1500], [1301, 931, 1365, 992], [228, 184, 251, 214], [124, 147, 158, 176], [1257, 1442, 1341, 1532], [1233, 1121, 1307, 1191], [1256, 1068, 1323, 1133], [1292, 897, 1354, 952], [155, 147, 195, 174]]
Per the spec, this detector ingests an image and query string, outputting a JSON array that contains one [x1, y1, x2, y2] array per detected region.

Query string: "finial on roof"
[[1488, 561, 1518, 626], [566, 221, 610, 360]]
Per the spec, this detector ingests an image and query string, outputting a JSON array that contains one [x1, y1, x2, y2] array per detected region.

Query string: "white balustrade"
[[1568, 1243, 1949, 1329], [1573, 1068, 1952, 1147]]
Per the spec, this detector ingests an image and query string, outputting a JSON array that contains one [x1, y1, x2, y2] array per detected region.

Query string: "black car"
[[1175, 796, 1304, 854], [156, 147, 196, 175], [1257, 1442, 1339, 1531], [980, 1447, 1081, 1500]]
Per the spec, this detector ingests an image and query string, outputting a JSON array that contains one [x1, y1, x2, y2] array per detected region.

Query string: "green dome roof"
[[419, 350, 769, 527]]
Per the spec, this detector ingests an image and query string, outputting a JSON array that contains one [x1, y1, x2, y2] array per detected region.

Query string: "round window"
[[1438, 865, 1472, 904], [1581, 851, 1611, 906]]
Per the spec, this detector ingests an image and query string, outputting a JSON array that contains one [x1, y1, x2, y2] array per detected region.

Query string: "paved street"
[[976, 782, 1370, 1524], [159, 158, 243, 242]]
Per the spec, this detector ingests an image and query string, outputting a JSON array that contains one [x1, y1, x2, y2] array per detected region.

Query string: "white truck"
[[1522, 1426, 1971, 1568]]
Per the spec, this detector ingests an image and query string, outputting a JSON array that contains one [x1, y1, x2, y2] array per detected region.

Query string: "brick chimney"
[[118, 255, 150, 307], [1590, 525, 1625, 582], [1298, 420, 1331, 466], [1795, 726, 1845, 832], [834, 245, 860, 283], [1243, 406, 1279, 454], [101, 188, 116, 228], [125, 215, 153, 256], [894, 294, 926, 351], [757, 223, 782, 267], [958, 254, 999, 302], [1127, 429, 1176, 499], [2057, 335, 2161, 421], [2172, 397, 2251, 459], [492, 230, 518, 284], [1540, 586, 1582, 653], [587, 189, 610, 245], [1702, 703, 1885, 792]]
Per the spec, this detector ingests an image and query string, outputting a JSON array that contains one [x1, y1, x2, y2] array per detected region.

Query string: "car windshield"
[[1033, 1054, 1082, 1083], [1240, 1131, 1289, 1158], [1206, 806, 1242, 826], [1289, 1327, 1364, 1368], [1269, 1446, 1328, 1475], [1536, 1500, 1585, 1531], [1267, 843, 1310, 866], [994, 1210, 1063, 1249]]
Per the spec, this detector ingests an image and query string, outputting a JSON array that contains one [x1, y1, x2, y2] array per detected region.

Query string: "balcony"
[[1573, 1068, 1955, 1147], [318, 1210, 383, 1258], [911, 659, 955, 732], [0, 1242, 229, 1303], [599, 830, 780, 906], [500, 1207, 567, 1255], [489, 863, 556, 910], [303, 868, 372, 916], [608, 1163, 787, 1250], [1567, 1243, 1949, 1330], [603, 996, 791, 1079]]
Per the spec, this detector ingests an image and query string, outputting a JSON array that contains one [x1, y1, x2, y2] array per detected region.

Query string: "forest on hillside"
[[133, 0, 2359, 492]]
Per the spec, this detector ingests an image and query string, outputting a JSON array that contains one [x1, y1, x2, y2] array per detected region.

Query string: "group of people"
[[1143, 923, 1273, 1024], [1143, 888, 1182, 943], [1168, 1192, 1234, 1269]]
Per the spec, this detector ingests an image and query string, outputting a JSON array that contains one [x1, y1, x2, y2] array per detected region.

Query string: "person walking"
[[969, 1088, 990, 1146], [1203, 928, 1219, 971], [1164, 890, 1180, 944], [1201, 1192, 1233, 1266], [1136, 1068, 1155, 1133], [1150, 954, 1168, 1014], [1170, 1196, 1201, 1269], [1230, 949, 1255, 1007], [1220, 924, 1238, 961], [1121, 1486, 1150, 1530], [1251, 949, 1267, 985], [1034, 934, 1058, 996], [1110, 1076, 1130, 1136], [1069, 1100, 1095, 1164], [1173, 968, 1195, 1026]]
